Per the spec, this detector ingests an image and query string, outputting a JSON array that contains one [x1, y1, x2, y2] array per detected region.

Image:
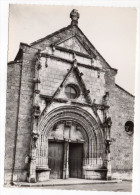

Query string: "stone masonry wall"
[[98, 60, 134, 180], [39, 56, 106, 104], [12, 46, 38, 182], [4, 46, 39, 183], [5, 62, 22, 184], [110, 85, 134, 180]]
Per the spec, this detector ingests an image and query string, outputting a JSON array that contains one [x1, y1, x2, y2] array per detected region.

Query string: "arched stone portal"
[[36, 106, 106, 181]]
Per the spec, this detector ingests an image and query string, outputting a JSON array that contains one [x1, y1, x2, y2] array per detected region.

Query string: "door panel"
[[69, 143, 83, 178], [48, 141, 64, 179]]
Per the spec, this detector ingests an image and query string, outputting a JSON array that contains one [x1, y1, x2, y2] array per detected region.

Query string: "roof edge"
[[20, 42, 31, 47], [8, 60, 23, 65], [76, 26, 118, 72], [30, 25, 71, 46], [115, 84, 135, 98], [26, 23, 117, 72]]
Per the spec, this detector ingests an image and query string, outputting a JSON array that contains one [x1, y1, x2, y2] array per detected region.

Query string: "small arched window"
[[125, 121, 134, 135]]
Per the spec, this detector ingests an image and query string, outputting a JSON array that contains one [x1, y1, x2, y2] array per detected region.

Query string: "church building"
[[5, 9, 134, 184]]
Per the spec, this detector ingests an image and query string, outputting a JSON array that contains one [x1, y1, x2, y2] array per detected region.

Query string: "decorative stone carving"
[[102, 92, 112, 180], [52, 45, 55, 54], [33, 77, 41, 83], [37, 63, 42, 70], [91, 58, 95, 66], [33, 105, 41, 117], [85, 89, 90, 96], [65, 121, 72, 127], [73, 52, 76, 59], [104, 116, 112, 128], [36, 55, 42, 70], [103, 92, 109, 106], [45, 57, 48, 68], [70, 9, 80, 26], [105, 139, 112, 153], [73, 59, 77, 67], [31, 132, 39, 148], [97, 71, 100, 78], [76, 125, 81, 131], [25, 155, 31, 164]]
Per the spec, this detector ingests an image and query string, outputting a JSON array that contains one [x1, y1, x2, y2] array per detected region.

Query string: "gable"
[[30, 25, 94, 58], [30, 24, 117, 73], [115, 84, 134, 98], [57, 36, 89, 55], [51, 62, 92, 105], [55, 71, 87, 104]]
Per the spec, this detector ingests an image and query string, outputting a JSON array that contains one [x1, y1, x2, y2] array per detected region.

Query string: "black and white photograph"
[[0, 1, 140, 194]]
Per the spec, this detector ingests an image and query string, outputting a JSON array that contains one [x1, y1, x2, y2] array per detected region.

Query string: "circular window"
[[125, 121, 134, 135], [65, 84, 79, 99]]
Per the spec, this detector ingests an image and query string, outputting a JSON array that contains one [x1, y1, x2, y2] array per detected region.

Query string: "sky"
[[8, 5, 137, 95]]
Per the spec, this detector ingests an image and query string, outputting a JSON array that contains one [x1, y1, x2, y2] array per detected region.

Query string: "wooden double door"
[[48, 141, 83, 179], [69, 143, 83, 178]]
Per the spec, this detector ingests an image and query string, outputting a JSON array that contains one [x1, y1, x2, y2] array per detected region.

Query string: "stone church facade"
[[5, 10, 134, 184]]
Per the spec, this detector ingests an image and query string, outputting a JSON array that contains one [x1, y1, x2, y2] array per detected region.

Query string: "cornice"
[[40, 94, 108, 110], [54, 45, 94, 59], [8, 60, 23, 65], [40, 53, 104, 72]]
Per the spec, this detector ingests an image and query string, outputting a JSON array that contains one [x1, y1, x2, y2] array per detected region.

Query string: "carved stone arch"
[[38, 106, 104, 162], [39, 106, 104, 138]]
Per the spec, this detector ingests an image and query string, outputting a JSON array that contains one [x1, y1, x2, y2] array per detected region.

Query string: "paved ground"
[[13, 178, 122, 187], [13, 180, 132, 192], [38, 181, 132, 192]]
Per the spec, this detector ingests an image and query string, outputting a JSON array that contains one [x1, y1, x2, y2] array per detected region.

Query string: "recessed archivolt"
[[39, 106, 103, 137], [38, 106, 104, 157], [44, 117, 89, 140]]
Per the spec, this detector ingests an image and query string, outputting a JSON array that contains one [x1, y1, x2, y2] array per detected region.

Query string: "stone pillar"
[[106, 150, 111, 180], [104, 118, 112, 180], [103, 92, 112, 180], [63, 140, 69, 179], [28, 131, 39, 182], [46, 138, 49, 169], [28, 54, 41, 183]]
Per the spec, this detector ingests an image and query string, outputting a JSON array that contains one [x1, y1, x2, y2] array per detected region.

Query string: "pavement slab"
[[13, 178, 122, 187]]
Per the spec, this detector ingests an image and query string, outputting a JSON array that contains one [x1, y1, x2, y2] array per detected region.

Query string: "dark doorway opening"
[[69, 143, 83, 178]]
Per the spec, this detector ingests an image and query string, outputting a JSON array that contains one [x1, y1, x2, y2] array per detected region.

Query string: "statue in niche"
[[31, 132, 39, 148], [105, 117, 112, 128], [105, 139, 112, 153]]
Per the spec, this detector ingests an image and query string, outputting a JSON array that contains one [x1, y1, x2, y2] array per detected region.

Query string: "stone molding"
[[39, 106, 104, 147], [54, 45, 94, 59], [40, 52, 103, 72], [40, 94, 109, 110]]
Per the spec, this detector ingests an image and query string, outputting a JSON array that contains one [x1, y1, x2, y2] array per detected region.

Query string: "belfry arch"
[[35, 106, 106, 180]]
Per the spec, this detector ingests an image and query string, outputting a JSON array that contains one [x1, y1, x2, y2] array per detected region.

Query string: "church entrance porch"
[[32, 106, 110, 182]]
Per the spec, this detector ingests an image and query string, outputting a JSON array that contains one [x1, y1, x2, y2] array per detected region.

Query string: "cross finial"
[[70, 9, 80, 26]]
